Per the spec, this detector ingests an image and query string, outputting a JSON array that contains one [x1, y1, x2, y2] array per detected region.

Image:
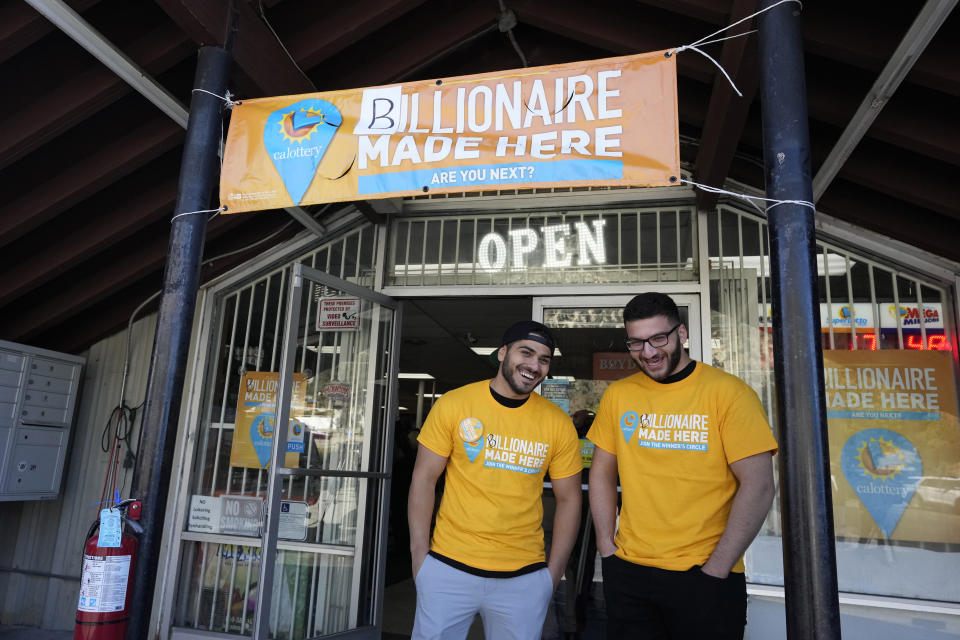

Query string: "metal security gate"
[[170, 257, 401, 640], [253, 263, 400, 639]]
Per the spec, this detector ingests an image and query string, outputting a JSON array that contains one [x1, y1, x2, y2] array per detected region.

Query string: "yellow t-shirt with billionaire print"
[[588, 362, 778, 573], [418, 380, 582, 572]]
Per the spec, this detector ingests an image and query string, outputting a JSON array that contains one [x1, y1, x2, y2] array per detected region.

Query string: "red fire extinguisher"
[[75, 499, 142, 640]]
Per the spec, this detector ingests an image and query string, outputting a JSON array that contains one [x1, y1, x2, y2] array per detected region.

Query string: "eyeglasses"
[[625, 324, 681, 351]]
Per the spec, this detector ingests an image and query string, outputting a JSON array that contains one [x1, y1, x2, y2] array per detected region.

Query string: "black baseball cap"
[[500, 320, 557, 354]]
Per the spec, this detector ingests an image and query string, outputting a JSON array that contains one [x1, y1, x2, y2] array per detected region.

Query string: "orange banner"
[[220, 51, 679, 213]]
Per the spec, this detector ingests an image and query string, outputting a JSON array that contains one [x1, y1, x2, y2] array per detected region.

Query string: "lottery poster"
[[824, 350, 960, 543], [230, 371, 307, 469]]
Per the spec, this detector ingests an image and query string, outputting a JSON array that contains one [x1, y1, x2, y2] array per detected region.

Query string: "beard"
[[636, 338, 684, 381], [500, 357, 544, 396]]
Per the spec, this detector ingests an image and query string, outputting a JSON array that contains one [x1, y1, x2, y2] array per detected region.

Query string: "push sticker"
[[263, 99, 343, 204], [459, 417, 484, 462], [841, 427, 922, 538]]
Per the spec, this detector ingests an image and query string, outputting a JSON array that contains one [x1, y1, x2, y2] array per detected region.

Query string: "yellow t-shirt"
[[587, 363, 777, 572], [418, 380, 582, 571]]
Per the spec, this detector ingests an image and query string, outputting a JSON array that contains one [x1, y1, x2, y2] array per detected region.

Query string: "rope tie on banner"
[[666, 0, 803, 97], [192, 88, 240, 109], [171, 206, 226, 223], [680, 178, 815, 215], [177, 90, 237, 219]]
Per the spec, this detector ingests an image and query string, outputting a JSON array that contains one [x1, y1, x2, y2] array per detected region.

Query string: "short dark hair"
[[500, 320, 556, 354], [623, 292, 681, 325]]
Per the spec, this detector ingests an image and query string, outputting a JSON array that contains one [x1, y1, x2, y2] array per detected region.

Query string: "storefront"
[[156, 185, 960, 639]]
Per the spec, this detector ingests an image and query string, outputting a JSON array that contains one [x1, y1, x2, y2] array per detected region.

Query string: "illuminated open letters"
[[477, 219, 606, 272]]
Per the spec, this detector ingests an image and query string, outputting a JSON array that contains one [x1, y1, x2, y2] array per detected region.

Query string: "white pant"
[[412, 555, 554, 640]]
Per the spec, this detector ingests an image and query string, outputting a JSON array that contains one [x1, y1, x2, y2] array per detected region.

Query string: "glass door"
[[533, 294, 701, 428], [247, 263, 401, 640]]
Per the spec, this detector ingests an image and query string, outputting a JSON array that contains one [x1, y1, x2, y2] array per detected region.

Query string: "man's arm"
[[408, 444, 448, 578], [701, 451, 776, 578], [546, 473, 582, 588], [588, 446, 619, 557]]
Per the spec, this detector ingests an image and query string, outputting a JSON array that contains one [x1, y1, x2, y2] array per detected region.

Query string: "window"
[[708, 205, 960, 603]]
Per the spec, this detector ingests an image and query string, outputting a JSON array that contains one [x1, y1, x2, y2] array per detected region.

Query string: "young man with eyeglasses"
[[587, 293, 777, 639], [408, 320, 583, 640]]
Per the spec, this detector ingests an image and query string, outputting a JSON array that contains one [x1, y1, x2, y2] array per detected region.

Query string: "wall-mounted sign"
[[541, 378, 570, 413], [760, 303, 951, 351], [879, 303, 943, 330], [824, 350, 960, 544], [592, 352, 637, 381], [230, 371, 307, 469], [188, 495, 221, 533], [220, 51, 679, 212], [317, 297, 361, 331], [188, 494, 276, 538], [277, 500, 308, 541], [761, 303, 946, 334], [322, 381, 351, 408], [219, 495, 263, 536], [819, 303, 875, 331]]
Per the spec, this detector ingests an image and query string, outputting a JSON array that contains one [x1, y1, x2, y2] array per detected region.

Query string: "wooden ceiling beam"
[[29, 280, 164, 355], [515, 0, 714, 82], [0, 0, 100, 64], [634, 0, 728, 25], [801, 4, 959, 97], [870, 97, 960, 166], [0, 23, 190, 171], [324, 1, 501, 88], [0, 212, 254, 341], [805, 71, 960, 166], [637, 1, 959, 96], [0, 118, 183, 248], [692, 0, 758, 212], [286, 0, 428, 71], [28, 218, 288, 353], [154, 0, 314, 95], [818, 181, 960, 264], [833, 142, 959, 221], [0, 179, 177, 307]]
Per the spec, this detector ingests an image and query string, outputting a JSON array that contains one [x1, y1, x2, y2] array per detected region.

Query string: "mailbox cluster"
[[0, 339, 84, 501]]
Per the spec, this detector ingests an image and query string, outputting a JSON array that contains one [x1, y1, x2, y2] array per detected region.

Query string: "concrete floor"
[[0, 579, 605, 640]]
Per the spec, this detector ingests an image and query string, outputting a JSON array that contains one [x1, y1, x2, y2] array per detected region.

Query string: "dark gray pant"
[[601, 555, 747, 640]]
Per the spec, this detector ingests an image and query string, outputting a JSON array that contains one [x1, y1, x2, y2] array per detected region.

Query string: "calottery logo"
[[263, 99, 343, 204], [459, 417, 484, 462], [619, 410, 710, 452], [483, 433, 548, 474], [841, 428, 921, 538]]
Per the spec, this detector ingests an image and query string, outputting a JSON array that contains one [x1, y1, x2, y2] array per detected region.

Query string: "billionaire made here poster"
[[825, 350, 960, 544], [230, 371, 307, 469], [219, 50, 679, 212]]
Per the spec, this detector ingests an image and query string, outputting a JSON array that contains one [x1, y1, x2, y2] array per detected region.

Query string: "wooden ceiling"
[[2, 0, 957, 354]]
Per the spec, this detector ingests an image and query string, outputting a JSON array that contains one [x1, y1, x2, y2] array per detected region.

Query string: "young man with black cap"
[[588, 292, 777, 640], [408, 320, 583, 640]]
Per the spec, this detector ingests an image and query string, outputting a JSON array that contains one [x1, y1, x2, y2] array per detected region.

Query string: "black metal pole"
[[757, 2, 842, 639], [126, 46, 232, 640]]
